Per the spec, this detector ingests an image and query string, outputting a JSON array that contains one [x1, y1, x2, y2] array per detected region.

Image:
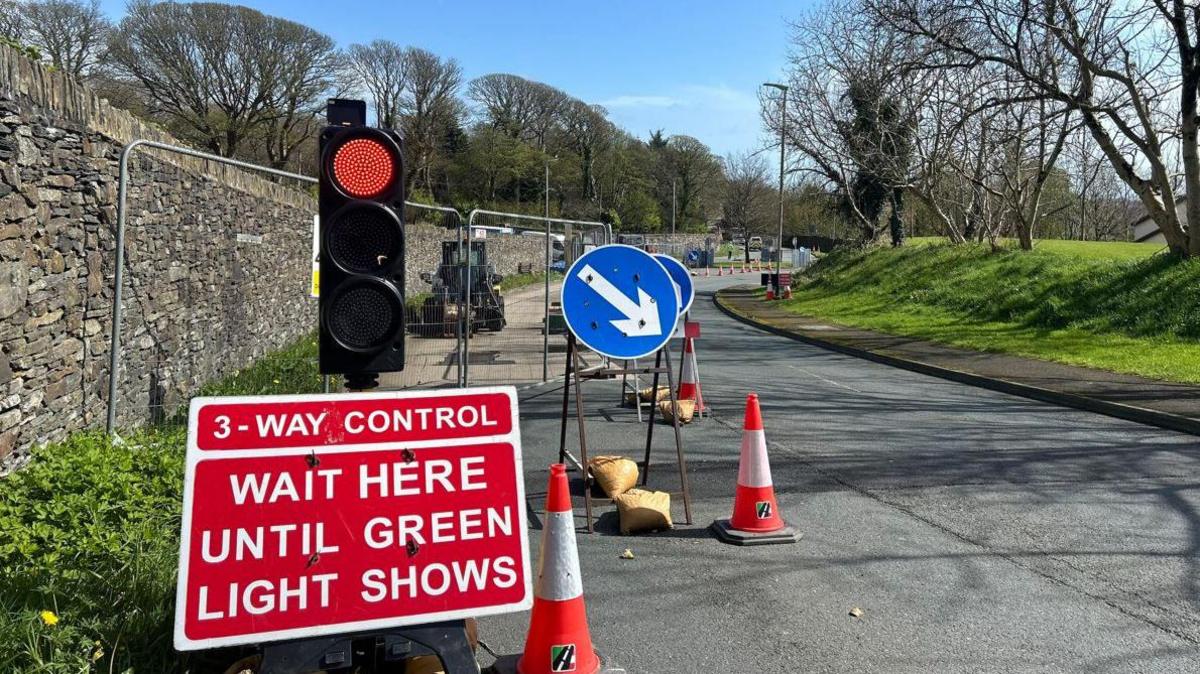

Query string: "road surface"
[[477, 273, 1200, 673]]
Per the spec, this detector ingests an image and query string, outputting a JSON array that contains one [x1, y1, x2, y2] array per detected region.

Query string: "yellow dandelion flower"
[[39, 610, 58, 626]]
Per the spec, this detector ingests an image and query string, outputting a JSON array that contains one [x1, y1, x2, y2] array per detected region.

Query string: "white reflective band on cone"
[[535, 511, 584, 601], [680, 345, 696, 382], [737, 429, 772, 488]]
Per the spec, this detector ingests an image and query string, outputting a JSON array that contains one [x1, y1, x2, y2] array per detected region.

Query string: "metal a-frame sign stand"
[[556, 333, 694, 533]]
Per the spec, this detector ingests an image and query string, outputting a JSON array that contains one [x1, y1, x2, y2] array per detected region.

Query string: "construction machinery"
[[417, 239, 506, 336]]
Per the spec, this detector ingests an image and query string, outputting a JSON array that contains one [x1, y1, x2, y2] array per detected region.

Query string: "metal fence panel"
[[463, 210, 610, 386], [375, 202, 467, 390], [107, 138, 468, 428]]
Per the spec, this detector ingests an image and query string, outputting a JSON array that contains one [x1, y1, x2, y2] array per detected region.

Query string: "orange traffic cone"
[[783, 285, 793, 300], [711, 394, 799, 546], [517, 464, 601, 674], [765, 288, 774, 301], [676, 337, 704, 413]]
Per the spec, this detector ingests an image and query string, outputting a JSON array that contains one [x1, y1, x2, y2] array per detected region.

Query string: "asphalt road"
[[477, 274, 1200, 673]]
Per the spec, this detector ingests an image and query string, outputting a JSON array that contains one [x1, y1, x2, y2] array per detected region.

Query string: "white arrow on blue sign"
[[561, 244, 680, 360], [654, 253, 695, 316]]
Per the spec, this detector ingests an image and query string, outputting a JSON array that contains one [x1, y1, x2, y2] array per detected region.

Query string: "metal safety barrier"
[[462, 210, 611, 385]]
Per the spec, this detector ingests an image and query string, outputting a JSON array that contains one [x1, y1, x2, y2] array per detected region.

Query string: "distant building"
[[1131, 197, 1184, 244]]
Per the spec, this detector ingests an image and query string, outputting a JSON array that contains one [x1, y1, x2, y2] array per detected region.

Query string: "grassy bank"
[[0, 334, 323, 673], [784, 241, 1200, 383]]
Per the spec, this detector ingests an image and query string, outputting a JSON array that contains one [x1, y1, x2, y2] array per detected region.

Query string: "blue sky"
[[97, 0, 811, 156]]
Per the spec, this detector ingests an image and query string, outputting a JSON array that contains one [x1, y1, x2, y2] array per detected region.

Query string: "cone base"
[[710, 518, 800, 546], [492, 653, 621, 674]]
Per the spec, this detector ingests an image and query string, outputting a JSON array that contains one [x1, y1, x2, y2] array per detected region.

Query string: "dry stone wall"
[[0, 45, 318, 462], [0, 45, 551, 464]]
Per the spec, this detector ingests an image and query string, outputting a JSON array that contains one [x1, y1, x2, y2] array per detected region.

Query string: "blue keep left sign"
[[561, 245, 679, 360], [654, 253, 695, 315]]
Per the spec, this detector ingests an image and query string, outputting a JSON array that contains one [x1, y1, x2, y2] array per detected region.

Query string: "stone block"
[[0, 262, 27, 319], [0, 407, 21, 430]]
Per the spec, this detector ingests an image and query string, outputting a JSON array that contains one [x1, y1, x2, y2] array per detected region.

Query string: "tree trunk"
[[1016, 222, 1033, 250], [889, 188, 905, 247]]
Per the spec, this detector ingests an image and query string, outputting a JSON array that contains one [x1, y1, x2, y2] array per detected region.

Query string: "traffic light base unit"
[[258, 620, 477, 674]]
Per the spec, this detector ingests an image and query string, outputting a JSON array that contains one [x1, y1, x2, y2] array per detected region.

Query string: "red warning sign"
[[174, 387, 531, 650]]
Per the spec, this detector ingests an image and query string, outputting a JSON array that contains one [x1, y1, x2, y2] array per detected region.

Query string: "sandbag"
[[639, 385, 670, 402], [624, 386, 670, 407], [402, 618, 478, 674], [658, 398, 696, 424], [588, 455, 639, 497], [614, 488, 673, 534], [404, 656, 445, 674]]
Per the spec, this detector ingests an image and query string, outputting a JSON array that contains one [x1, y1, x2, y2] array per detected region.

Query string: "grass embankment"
[[784, 240, 1200, 383], [0, 335, 323, 673]]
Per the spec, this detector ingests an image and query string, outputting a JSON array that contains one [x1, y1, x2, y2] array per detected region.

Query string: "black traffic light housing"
[[318, 122, 406, 388]]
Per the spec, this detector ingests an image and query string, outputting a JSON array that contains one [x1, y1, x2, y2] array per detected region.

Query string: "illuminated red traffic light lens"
[[331, 137, 396, 198]]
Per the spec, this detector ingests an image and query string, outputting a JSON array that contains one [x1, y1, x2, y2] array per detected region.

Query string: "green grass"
[[498, 270, 562, 292], [906, 236, 1167, 260], [0, 334, 323, 673], [783, 241, 1200, 383]]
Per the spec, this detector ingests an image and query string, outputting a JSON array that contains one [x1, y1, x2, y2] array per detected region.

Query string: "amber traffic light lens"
[[331, 137, 396, 199], [327, 203, 403, 274]]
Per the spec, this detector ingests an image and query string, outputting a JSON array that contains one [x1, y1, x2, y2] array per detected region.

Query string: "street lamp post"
[[763, 82, 788, 297]]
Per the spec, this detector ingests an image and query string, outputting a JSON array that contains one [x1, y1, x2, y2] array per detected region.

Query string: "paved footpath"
[[475, 274, 1200, 673]]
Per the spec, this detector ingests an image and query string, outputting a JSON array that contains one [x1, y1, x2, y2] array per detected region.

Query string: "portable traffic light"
[[318, 115, 406, 388]]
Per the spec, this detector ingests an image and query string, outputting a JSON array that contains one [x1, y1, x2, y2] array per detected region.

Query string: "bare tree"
[[665, 134, 723, 230], [399, 47, 463, 192], [467, 74, 543, 140], [1063, 126, 1138, 240], [347, 40, 408, 128], [259, 21, 339, 169], [21, 0, 109, 78], [525, 81, 568, 149], [559, 100, 614, 203], [723, 152, 774, 259], [0, 0, 24, 41], [781, 1, 918, 243], [108, 1, 336, 160], [872, 0, 1200, 256]]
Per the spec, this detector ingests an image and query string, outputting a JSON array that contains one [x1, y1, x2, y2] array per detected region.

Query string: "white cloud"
[[602, 82, 765, 154], [678, 84, 760, 111]]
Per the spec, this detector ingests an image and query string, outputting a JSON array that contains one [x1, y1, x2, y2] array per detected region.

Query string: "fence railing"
[[463, 210, 611, 384], [107, 140, 622, 432]]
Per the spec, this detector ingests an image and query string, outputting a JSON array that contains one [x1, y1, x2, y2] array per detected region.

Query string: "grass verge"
[[498, 270, 562, 293], [0, 334, 323, 673], [783, 242, 1200, 383]]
